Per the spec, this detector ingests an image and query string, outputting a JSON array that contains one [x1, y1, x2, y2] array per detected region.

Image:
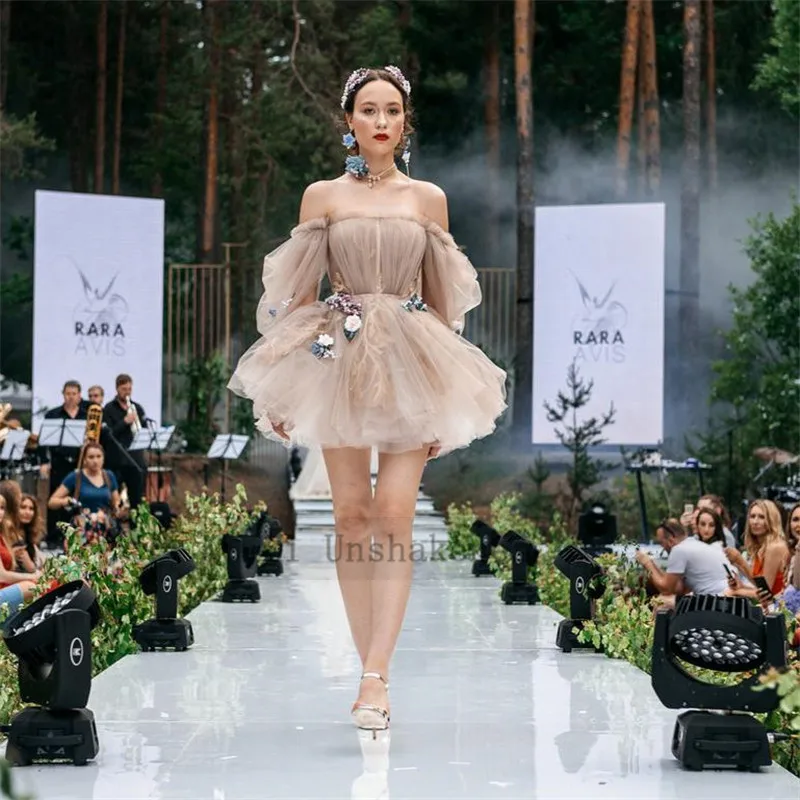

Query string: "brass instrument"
[[77, 403, 103, 468]]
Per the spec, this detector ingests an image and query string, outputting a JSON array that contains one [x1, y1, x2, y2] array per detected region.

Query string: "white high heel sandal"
[[351, 672, 390, 734]]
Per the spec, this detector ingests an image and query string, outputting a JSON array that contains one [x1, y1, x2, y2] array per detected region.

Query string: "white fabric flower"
[[344, 314, 362, 333], [318, 334, 334, 347]]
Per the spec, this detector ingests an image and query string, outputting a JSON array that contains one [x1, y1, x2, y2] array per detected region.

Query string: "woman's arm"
[[0, 559, 40, 585], [47, 484, 72, 510], [725, 547, 754, 582], [761, 541, 790, 590]]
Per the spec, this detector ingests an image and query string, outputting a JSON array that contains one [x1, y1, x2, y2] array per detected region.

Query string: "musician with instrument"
[[39, 380, 88, 547], [102, 373, 147, 513]]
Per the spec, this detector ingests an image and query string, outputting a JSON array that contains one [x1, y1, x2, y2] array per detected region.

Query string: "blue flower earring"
[[401, 136, 411, 175], [342, 130, 369, 179]]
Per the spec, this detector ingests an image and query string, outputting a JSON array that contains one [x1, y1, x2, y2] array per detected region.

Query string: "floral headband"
[[340, 65, 411, 109]]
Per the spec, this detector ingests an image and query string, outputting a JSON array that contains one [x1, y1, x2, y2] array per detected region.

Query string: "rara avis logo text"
[[72, 264, 129, 357], [570, 272, 628, 364]]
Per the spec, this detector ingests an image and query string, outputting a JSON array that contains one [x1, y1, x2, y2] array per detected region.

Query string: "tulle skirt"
[[229, 293, 507, 455]]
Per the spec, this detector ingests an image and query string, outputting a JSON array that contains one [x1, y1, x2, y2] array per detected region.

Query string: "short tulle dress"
[[228, 213, 507, 456]]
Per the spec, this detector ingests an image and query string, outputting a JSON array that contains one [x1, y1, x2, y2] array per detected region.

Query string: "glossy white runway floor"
[[14, 538, 800, 800]]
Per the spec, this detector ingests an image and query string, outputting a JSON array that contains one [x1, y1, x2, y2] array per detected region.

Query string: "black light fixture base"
[[222, 579, 261, 603], [671, 710, 771, 772], [133, 618, 194, 652], [5, 706, 98, 767], [556, 619, 601, 653], [257, 557, 284, 577], [471, 559, 493, 577], [500, 582, 539, 605]]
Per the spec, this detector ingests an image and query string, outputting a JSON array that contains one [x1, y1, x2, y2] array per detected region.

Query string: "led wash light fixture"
[[2, 580, 101, 766], [651, 594, 788, 772]]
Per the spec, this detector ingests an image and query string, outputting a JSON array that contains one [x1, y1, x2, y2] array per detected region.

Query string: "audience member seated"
[[636, 518, 729, 602], [681, 493, 736, 548], [48, 442, 121, 545], [0, 493, 39, 609], [16, 493, 46, 573], [725, 499, 790, 605]]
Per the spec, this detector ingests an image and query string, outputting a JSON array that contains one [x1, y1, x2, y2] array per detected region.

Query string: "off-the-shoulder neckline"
[[292, 214, 451, 239]]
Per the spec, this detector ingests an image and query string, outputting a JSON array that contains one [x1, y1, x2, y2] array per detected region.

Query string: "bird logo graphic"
[[69, 258, 129, 332], [570, 271, 628, 337]]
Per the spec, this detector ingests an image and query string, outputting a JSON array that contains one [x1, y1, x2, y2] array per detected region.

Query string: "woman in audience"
[[694, 507, 726, 547], [725, 499, 790, 602], [681, 494, 736, 548], [48, 442, 121, 545], [16, 494, 46, 573], [0, 494, 40, 609]]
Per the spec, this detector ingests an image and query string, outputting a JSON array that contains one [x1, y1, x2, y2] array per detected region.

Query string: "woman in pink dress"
[[229, 66, 507, 732]]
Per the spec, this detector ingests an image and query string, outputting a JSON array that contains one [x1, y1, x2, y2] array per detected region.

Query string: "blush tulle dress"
[[228, 213, 507, 455]]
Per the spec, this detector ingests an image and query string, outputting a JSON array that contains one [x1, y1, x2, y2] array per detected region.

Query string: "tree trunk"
[[152, 1, 169, 197], [681, 0, 702, 355], [640, 0, 661, 193], [636, 8, 646, 192], [94, 0, 108, 193], [0, 0, 10, 110], [200, 0, 222, 263], [512, 0, 534, 439], [616, 0, 641, 198], [704, 0, 717, 190], [112, 1, 127, 195], [484, 1, 501, 259], [66, 1, 88, 192]]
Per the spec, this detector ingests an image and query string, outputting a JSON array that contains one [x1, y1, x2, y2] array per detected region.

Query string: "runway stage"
[[15, 538, 800, 800]]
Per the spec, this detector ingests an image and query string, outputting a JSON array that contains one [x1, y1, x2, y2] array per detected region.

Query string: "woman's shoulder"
[[407, 179, 448, 229], [766, 538, 790, 557]]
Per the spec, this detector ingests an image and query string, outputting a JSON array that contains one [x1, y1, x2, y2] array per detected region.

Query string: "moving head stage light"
[[577, 503, 618, 553], [256, 513, 286, 577], [499, 531, 540, 605], [221, 522, 266, 602], [1, 580, 101, 766], [554, 544, 606, 653], [652, 594, 787, 772], [471, 520, 500, 577], [133, 548, 195, 652]]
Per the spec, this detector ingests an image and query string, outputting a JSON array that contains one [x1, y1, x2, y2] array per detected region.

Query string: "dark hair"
[[341, 68, 414, 158], [695, 507, 725, 546], [115, 373, 132, 388], [786, 502, 800, 556], [63, 379, 81, 393], [657, 518, 686, 540], [699, 493, 731, 528]]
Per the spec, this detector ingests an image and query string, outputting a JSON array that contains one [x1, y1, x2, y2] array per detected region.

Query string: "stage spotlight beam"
[[133, 548, 195, 652], [651, 594, 787, 772], [554, 544, 606, 653], [471, 520, 500, 577], [499, 530, 540, 605], [1, 580, 101, 766]]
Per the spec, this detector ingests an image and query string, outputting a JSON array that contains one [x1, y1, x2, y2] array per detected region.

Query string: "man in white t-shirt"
[[636, 519, 729, 597]]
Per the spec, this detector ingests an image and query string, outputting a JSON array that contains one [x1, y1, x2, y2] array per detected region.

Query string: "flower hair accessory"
[[340, 65, 412, 109]]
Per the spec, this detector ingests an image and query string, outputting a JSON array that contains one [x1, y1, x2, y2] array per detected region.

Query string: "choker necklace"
[[345, 156, 397, 189]]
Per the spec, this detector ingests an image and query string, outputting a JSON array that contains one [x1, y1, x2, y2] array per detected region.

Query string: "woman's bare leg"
[[357, 446, 429, 715], [322, 447, 374, 666]]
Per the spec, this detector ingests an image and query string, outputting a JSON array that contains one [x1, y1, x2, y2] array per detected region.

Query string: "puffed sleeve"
[[421, 221, 482, 335], [254, 217, 328, 334]]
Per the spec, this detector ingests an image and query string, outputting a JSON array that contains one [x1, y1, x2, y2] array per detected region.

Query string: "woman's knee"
[[333, 500, 372, 540], [372, 498, 415, 535], [18, 581, 37, 603]]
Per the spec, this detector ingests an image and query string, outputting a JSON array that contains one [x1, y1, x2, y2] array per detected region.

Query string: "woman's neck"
[[84, 467, 101, 478], [361, 152, 396, 176]]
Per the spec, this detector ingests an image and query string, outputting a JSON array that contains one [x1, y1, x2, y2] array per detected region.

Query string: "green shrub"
[[443, 501, 478, 559]]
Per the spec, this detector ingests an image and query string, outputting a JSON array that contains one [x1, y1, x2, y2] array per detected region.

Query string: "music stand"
[[130, 425, 175, 501], [206, 435, 249, 502], [0, 429, 31, 480], [38, 419, 86, 450]]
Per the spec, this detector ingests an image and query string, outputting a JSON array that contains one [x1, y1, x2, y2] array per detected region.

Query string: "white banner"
[[532, 203, 665, 446], [33, 190, 165, 424]]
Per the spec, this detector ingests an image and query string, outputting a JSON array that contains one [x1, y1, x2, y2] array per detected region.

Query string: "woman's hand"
[[724, 546, 744, 567], [271, 421, 290, 441]]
